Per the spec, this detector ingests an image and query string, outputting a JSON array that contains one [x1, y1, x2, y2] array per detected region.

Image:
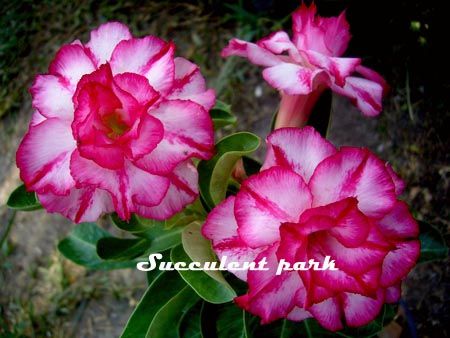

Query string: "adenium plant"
[[5, 4, 447, 338], [222, 3, 388, 128]]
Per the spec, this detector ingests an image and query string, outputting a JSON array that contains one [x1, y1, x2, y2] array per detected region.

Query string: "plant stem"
[[0, 210, 17, 249]]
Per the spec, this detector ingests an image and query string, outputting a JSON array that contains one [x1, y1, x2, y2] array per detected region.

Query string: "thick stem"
[[274, 87, 326, 129]]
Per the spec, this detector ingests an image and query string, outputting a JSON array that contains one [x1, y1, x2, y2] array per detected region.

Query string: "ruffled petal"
[[70, 151, 169, 220], [331, 76, 383, 117], [303, 50, 360, 87], [202, 196, 265, 281], [235, 167, 312, 247], [136, 99, 214, 175], [385, 163, 406, 196], [377, 201, 419, 239], [380, 240, 420, 287], [38, 187, 114, 223], [126, 113, 164, 160], [257, 31, 297, 55], [298, 198, 371, 247], [16, 118, 76, 195], [167, 57, 216, 110], [142, 42, 175, 94], [342, 290, 384, 327], [262, 63, 324, 95], [356, 65, 389, 96], [309, 147, 396, 218], [262, 127, 337, 182], [30, 111, 46, 126], [235, 245, 301, 323], [86, 22, 132, 65], [113, 72, 159, 106], [292, 4, 350, 57], [286, 307, 312, 321], [30, 75, 74, 120], [134, 160, 198, 220], [385, 284, 401, 303], [49, 44, 96, 87], [309, 297, 344, 331], [317, 233, 388, 276], [110, 36, 167, 75], [221, 38, 281, 67]]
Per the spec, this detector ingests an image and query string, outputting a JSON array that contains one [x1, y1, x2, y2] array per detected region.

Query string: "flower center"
[[102, 109, 130, 138]]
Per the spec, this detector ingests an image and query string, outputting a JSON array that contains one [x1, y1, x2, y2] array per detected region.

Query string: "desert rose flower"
[[221, 4, 388, 128], [17, 22, 215, 223], [202, 127, 419, 330]]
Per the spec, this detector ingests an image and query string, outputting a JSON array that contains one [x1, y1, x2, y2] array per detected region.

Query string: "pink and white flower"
[[221, 4, 388, 128], [17, 22, 215, 223], [202, 127, 419, 330]]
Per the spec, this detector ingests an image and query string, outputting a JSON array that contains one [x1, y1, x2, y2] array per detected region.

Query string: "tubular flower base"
[[221, 4, 388, 128], [202, 127, 419, 330], [17, 22, 215, 223]]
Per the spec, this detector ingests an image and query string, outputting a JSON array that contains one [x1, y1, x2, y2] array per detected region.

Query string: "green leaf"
[[97, 237, 150, 261], [198, 132, 260, 209], [418, 221, 449, 263], [146, 251, 170, 285], [179, 301, 204, 338], [216, 303, 246, 338], [210, 100, 237, 130], [146, 286, 199, 338], [111, 213, 158, 234], [121, 271, 188, 338], [58, 223, 135, 270], [170, 244, 236, 304], [182, 221, 231, 285], [244, 312, 299, 338], [140, 223, 184, 251], [6, 184, 42, 211], [306, 89, 332, 138]]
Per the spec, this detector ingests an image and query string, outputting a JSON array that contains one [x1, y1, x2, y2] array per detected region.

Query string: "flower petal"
[[38, 187, 114, 223], [221, 38, 281, 67], [49, 44, 96, 87], [143, 42, 175, 94], [30, 75, 74, 120], [303, 50, 360, 87], [385, 163, 406, 196], [86, 22, 132, 65], [309, 147, 396, 218], [16, 118, 76, 195], [262, 127, 337, 182], [286, 307, 312, 321], [110, 36, 166, 75], [202, 196, 265, 281], [385, 284, 401, 303], [377, 201, 419, 239], [262, 63, 323, 95], [309, 297, 344, 331], [236, 245, 301, 323], [380, 240, 420, 287], [342, 290, 384, 327], [257, 31, 297, 55], [70, 152, 169, 220], [134, 160, 197, 220], [167, 57, 216, 110], [136, 100, 214, 175], [126, 113, 164, 160], [235, 167, 312, 247], [113, 72, 159, 106], [331, 76, 383, 117]]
